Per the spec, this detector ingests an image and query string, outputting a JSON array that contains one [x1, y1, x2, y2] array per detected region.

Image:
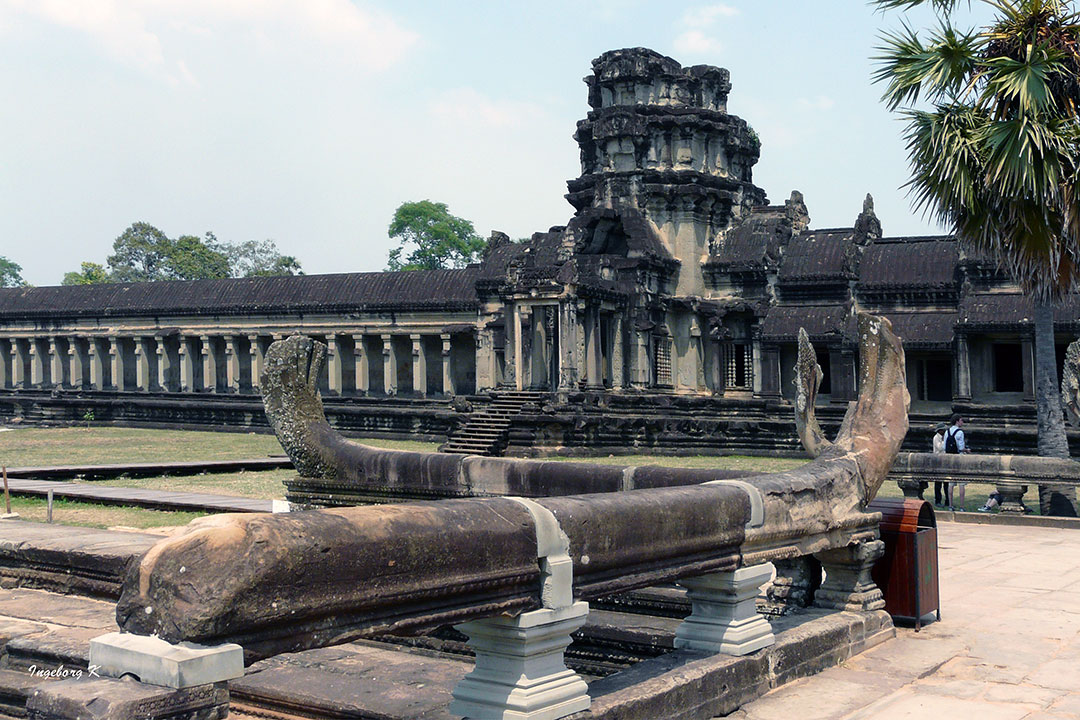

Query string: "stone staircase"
[[441, 391, 548, 456]]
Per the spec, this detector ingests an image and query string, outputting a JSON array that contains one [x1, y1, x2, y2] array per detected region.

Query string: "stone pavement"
[[728, 521, 1080, 720], [3, 478, 272, 513]]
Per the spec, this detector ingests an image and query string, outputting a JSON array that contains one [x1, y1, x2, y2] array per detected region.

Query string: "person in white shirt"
[[944, 414, 969, 510], [932, 423, 947, 505]]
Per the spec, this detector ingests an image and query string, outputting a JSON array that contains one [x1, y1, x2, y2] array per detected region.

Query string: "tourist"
[[932, 422, 948, 507], [944, 414, 969, 511]]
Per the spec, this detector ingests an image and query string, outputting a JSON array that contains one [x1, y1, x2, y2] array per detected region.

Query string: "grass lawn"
[[4, 496, 207, 530]]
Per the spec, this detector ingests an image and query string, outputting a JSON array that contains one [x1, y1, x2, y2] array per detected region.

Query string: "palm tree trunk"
[[1034, 298, 1077, 516]]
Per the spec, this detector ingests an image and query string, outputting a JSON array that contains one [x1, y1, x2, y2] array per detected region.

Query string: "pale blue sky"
[[0, 1, 989, 286]]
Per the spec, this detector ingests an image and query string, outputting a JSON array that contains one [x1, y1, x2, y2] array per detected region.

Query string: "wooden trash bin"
[[867, 497, 940, 631]]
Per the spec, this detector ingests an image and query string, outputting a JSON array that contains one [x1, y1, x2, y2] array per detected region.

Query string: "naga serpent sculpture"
[[115, 312, 908, 662]]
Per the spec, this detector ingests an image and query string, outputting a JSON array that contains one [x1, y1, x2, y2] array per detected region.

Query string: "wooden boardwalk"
[[3, 478, 272, 513]]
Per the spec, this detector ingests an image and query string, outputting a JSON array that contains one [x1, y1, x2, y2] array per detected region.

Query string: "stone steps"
[[442, 392, 548, 455]]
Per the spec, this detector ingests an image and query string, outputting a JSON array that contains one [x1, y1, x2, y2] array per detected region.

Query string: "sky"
[[0, 1, 992, 286]]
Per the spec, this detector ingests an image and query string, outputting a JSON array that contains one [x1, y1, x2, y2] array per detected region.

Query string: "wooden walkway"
[[3, 478, 273, 513], [3, 457, 292, 480]]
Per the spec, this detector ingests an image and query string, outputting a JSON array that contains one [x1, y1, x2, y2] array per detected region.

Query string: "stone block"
[[674, 564, 775, 656], [26, 676, 228, 720], [89, 632, 243, 689]]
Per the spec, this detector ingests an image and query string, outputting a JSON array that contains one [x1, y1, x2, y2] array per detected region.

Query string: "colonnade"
[[0, 330, 472, 397]]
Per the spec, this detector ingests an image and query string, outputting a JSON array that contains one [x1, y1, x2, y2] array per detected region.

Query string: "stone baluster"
[[135, 338, 151, 391], [352, 334, 369, 395], [29, 340, 44, 387], [154, 336, 168, 391], [109, 336, 124, 391], [178, 338, 194, 393], [326, 335, 343, 396], [201, 335, 217, 392], [813, 540, 887, 612], [995, 482, 1029, 514], [441, 333, 454, 396], [248, 335, 263, 393], [224, 336, 240, 393], [411, 334, 426, 397], [674, 563, 776, 655], [382, 333, 397, 396], [88, 340, 103, 390], [49, 338, 64, 388], [11, 341, 27, 389]]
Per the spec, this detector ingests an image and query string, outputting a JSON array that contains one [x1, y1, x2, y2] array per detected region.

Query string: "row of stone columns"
[[0, 331, 463, 397]]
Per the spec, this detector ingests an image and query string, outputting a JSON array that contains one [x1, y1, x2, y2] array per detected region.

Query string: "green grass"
[[5, 496, 207, 530]]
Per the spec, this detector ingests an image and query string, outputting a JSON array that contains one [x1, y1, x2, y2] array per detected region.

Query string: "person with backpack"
[[932, 423, 948, 506], [944, 414, 969, 510]]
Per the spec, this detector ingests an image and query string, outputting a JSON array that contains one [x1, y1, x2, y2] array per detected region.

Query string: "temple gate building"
[[1, 48, 1077, 455]]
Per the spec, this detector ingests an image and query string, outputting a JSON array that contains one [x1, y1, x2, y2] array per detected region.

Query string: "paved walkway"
[[730, 521, 1080, 720], [3, 478, 272, 513], [3, 457, 291, 480]]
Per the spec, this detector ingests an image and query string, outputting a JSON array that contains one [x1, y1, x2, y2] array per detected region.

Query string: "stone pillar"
[[88, 340, 103, 391], [29, 340, 44, 387], [813, 540, 887, 612], [248, 335, 263, 394], [674, 563, 776, 655], [224, 336, 240, 393], [326, 335, 343, 395], [632, 327, 650, 388], [1022, 336, 1035, 401], [48, 338, 64, 388], [410, 334, 427, 397], [179, 338, 195, 393], [611, 314, 625, 390], [382, 334, 397, 396], [441, 333, 454, 396], [135, 337, 151, 391], [154, 336, 168, 391], [11, 340, 26, 389], [956, 335, 972, 401], [514, 304, 525, 391], [450, 603, 590, 720], [751, 338, 763, 395], [837, 349, 857, 401], [558, 301, 580, 391], [0, 340, 9, 389], [352, 334, 369, 395], [109, 336, 124, 391], [759, 345, 781, 398], [585, 306, 603, 389], [201, 335, 216, 392], [68, 338, 84, 390]]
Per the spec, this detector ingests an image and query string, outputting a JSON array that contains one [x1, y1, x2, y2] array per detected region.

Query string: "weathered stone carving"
[[114, 313, 907, 663], [1062, 338, 1080, 428]]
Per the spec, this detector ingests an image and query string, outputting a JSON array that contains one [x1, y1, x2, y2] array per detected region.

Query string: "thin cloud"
[[429, 88, 542, 129], [673, 30, 724, 56], [0, 0, 419, 80], [797, 95, 836, 111], [673, 4, 737, 58], [681, 4, 739, 27]]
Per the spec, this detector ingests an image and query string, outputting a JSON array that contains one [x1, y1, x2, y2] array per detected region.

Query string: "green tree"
[[166, 233, 231, 281], [874, 0, 1080, 514], [387, 200, 485, 271], [62, 262, 111, 286], [226, 239, 303, 277], [107, 222, 172, 283], [0, 256, 26, 287]]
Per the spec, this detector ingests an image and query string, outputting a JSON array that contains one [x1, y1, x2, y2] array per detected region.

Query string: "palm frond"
[[874, 21, 983, 109]]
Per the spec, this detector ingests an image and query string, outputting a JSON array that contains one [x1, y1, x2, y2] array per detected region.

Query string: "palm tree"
[[873, 0, 1080, 515]]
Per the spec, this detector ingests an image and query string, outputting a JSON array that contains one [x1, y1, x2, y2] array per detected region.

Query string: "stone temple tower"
[[566, 48, 766, 297]]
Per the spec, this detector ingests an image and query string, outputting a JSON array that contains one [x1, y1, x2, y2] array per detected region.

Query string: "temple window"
[[722, 341, 753, 390], [993, 343, 1023, 393]]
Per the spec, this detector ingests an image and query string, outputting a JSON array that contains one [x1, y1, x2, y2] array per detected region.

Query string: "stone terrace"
[[730, 521, 1080, 720]]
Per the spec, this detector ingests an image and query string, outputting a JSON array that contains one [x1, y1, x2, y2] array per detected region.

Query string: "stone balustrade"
[[0, 330, 474, 397]]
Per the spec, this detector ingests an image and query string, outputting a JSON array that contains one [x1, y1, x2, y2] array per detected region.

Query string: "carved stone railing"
[[100, 313, 908, 720], [890, 451, 1080, 514]]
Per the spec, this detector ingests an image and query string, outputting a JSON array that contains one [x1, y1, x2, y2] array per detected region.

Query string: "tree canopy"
[[387, 200, 486, 271], [873, 0, 1080, 302], [0, 256, 26, 288], [65, 223, 303, 284]]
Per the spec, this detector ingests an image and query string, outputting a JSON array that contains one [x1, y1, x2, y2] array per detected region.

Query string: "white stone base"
[[89, 632, 244, 689], [450, 602, 590, 720], [674, 564, 776, 656]]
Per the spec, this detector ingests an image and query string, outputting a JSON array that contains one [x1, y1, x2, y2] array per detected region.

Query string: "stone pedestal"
[[26, 678, 229, 720], [674, 564, 775, 655], [897, 478, 926, 499], [89, 632, 243, 688], [996, 482, 1029, 514], [450, 602, 590, 720], [762, 556, 821, 616], [813, 540, 886, 612]]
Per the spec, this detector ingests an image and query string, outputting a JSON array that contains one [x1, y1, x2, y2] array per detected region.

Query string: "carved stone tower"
[[566, 48, 766, 296]]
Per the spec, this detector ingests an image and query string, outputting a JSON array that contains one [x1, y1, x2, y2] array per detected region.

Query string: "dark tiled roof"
[[860, 237, 958, 288], [759, 304, 851, 340], [709, 208, 789, 270], [958, 293, 1080, 328], [877, 312, 957, 346], [777, 230, 854, 282], [0, 269, 481, 320]]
